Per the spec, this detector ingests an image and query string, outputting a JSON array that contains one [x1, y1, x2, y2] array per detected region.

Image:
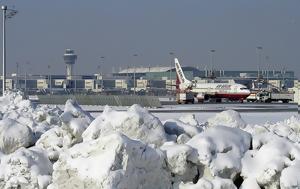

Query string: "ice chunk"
[[161, 143, 198, 182], [163, 117, 203, 138], [36, 127, 73, 161], [60, 99, 94, 144], [82, 104, 167, 147], [280, 160, 300, 189], [207, 110, 246, 129], [178, 177, 236, 189], [187, 126, 251, 179], [241, 132, 300, 189], [0, 118, 33, 154], [0, 147, 52, 188], [49, 133, 171, 189]]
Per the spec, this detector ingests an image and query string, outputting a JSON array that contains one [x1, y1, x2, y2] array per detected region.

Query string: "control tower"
[[63, 49, 77, 80]]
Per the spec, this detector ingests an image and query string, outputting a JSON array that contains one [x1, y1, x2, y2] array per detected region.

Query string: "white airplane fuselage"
[[175, 58, 250, 101], [189, 83, 250, 101]]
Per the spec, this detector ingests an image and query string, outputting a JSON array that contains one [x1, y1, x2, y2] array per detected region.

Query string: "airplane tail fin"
[[174, 58, 192, 90]]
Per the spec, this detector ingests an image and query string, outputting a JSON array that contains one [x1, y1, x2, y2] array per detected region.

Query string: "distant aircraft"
[[174, 58, 250, 102]]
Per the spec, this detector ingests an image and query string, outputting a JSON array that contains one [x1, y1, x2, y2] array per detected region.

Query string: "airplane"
[[174, 58, 251, 102]]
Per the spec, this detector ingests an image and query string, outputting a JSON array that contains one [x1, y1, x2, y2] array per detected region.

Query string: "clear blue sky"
[[1, 0, 300, 77]]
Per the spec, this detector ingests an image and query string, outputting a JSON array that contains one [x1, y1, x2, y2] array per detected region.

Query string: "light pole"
[[47, 65, 52, 93], [16, 62, 19, 90], [256, 46, 263, 79], [133, 54, 138, 95], [210, 50, 216, 78], [169, 52, 174, 80], [100, 56, 105, 92], [1, 5, 17, 95]]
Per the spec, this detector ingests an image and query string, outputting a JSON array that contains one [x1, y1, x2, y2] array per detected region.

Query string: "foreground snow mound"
[[177, 177, 237, 189], [163, 114, 203, 139], [0, 118, 33, 154], [207, 110, 246, 129], [49, 133, 171, 189], [0, 147, 52, 189], [263, 115, 300, 142], [280, 160, 300, 189], [82, 104, 168, 147], [161, 142, 198, 182], [0, 91, 63, 143], [187, 126, 251, 180], [0, 91, 31, 112], [60, 99, 94, 144], [36, 127, 74, 161], [241, 132, 300, 189]]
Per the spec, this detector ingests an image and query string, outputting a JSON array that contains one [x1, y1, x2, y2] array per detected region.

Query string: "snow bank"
[[160, 142, 198, 182], [263, 116, 300, 143], [280, 160, 300, 189], [82, 104, 167, 147], [49, 133, 171, 189], [177, 177, 237, 189], [36, 127, 73, 161], [163, 114, 203, 138], [0, 147, 52, 188], [187, 126, 251, 180], [0, 91, 63, 144], [0, 118, 33, 154], [207, 110, 246, 129], [1, 91, 300, 188], [241, 132, 300, 189], [60, 99, 94, 143]]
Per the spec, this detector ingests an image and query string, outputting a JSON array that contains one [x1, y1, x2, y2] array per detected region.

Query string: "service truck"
[[247, 91, 294, 103]]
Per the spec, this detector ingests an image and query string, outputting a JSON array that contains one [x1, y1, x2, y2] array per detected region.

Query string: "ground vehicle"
[[247, 91, 294, 103], [174, 58, 250, 103], [176, 92, 195, 104]]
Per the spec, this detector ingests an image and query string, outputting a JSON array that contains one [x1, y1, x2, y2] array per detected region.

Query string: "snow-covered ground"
[[1, 91, 300, 189]]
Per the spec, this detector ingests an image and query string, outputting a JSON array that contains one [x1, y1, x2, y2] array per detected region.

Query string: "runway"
[[83, 102, 299, 113]]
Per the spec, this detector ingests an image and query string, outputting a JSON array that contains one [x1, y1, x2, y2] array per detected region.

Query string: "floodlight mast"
[[1, 5, 17, 96]]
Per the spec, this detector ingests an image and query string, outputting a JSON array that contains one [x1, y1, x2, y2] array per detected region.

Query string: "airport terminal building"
[[0, 66, 296, 95]]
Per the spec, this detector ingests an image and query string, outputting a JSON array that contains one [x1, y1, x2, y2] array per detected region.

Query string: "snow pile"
[[60, 99, 94, 144], [0, 147, 52, 188], [241, 132, 300, 189], [1, 91, 300, 189], [36, 127, 73, 161], [263, 115, 300, 142], [163, 114, 204, 140], [0, 91, 63, 143], [177, 177, 237, 189], [280, 160, 300, 189], [49, 133, 171, 189], [0, 118, 33, 154], [207, 110, 246, 129], [82, 104, 167, 147], [186, 126, 251, 180], [160, 142, 198, 182], [36, 99, 94, 161]]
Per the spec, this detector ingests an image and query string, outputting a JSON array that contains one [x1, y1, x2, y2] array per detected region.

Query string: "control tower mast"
[[63, 49, 77, 80]]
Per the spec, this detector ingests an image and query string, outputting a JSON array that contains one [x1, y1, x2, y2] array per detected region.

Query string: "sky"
[[1, 0, 300, 77]]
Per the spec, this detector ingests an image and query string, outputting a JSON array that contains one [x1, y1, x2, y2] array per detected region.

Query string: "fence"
[[36, 94, 162, 107]]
